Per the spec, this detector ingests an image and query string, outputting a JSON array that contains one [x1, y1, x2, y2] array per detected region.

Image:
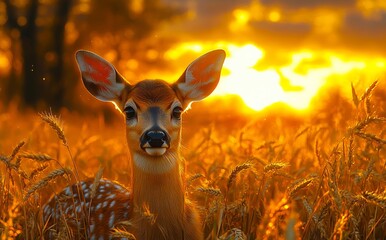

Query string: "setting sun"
[[163, 42, 386, 111]]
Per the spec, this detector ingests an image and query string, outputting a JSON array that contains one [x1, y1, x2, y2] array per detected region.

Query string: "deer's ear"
[[75, 50, 128, 102], [173, 50, 225, 104]]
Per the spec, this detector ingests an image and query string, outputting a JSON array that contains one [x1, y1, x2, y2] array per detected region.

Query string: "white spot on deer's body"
[[103, 201, 108, 208], [106, 193, 116, 200], [99, 213, 103, 221], [43, 205, 50, 215], [64, 187, 71, 195], [110, 200, 116, 208], [90, 223, 95, 233], [109, 211, 115, 227], [96, 202, 102, 211]]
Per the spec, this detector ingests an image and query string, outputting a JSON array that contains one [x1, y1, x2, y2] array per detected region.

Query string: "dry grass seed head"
[[110, 228, 136, 239], [39, 112, 67, 146], [24, 168, 71, 201], [136, 203, 157, 225], [263, 162, 289, 174], [186, 173, 204, 187], [355, 131, 386, 144], [29, 163, 49, 180], [9, 141, 25, 161], [351, 82, 359, 107], [227, 162, 252, 190], [362, 191, 386, 207], [219, 228, 247, 240], [196, 187, 222, 197], [331, 211, 350, 238], [90, 166, 104, 199], [359, 80, 378, 102], [20, 153, 53, 162], [288, 178, 315, 199]]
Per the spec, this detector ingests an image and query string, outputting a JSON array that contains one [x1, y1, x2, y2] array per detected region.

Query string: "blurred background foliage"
[[0, 0, 181, 112], [0, 0, 385, 114]]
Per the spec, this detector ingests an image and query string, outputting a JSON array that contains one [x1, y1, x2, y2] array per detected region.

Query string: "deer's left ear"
[[173, 50, 226, 105]]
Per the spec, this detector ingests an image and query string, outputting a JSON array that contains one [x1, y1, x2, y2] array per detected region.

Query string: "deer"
[[42, 49, 226, 239]]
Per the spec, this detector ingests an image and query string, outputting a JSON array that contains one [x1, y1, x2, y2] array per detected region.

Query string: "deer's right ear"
[[75, 50, 128, 102]]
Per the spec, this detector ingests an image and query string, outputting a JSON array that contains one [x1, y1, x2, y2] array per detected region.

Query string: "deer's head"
[[75, 50, 225, 173]]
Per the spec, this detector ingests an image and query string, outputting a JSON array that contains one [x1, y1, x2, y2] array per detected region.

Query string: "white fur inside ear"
[[76, 50, 125, 102], [176, 50, 225, 102]]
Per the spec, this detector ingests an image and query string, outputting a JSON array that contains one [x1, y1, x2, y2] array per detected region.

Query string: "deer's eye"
[[172, 106, 182, 120], [124, 106, 136, 120]]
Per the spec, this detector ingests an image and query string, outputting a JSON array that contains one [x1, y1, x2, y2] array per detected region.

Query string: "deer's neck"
[[131, 151, 186, 239]]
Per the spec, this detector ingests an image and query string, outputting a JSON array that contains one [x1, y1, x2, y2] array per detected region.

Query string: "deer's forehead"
[[126, 80, 178, 109]]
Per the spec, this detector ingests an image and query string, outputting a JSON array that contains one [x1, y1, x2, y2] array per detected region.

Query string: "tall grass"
[[1, 82, 386, 239]]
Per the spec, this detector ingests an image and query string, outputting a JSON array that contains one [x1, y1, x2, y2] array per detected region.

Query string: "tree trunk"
[[42, 0, 73, 111], [5, 0, 73, 111]]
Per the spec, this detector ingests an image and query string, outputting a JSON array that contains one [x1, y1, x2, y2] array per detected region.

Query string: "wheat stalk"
[[227, 162, 252, 190], [39, 112, 67, 146], [110, 228, 136, 239], [359, 80, 378, 102], [196, 187, 222, 197], [135, 203, 157, 225], [20, 153, 53, 162], [9, 141, 25, 161], [351, 82, 359, 106], [29, 164, 49, 180], [186, 173, 204, 187], [355, 131, 386, 144], [288, 178, 315, 198], [263, 162, 288, 173], [23, 168, 71, 201], [90, 167, 104, 199], [362, 191, 386, 207]]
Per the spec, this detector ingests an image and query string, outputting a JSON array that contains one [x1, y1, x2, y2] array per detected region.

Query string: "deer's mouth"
[[141, 142, 169, 156]]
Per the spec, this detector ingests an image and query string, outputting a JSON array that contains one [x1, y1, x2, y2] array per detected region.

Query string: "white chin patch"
[[144, 148, 167, 156], [133, 152, 178, 174]]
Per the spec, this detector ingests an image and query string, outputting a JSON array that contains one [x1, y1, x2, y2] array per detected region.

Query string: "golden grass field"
[[1, 82, 386, 239]]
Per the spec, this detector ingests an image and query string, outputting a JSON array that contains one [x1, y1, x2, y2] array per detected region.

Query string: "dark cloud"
[[162, 0, 386, 53], [250, 21, 311, 36], [344, 12, 386, 36], [260, 0, 356, 9], [249, 21, 311, 47]]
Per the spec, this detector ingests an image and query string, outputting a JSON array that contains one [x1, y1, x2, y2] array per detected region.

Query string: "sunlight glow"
[[0, 54, 9, 71], [230, 9, 250, 31], [162, 42, 386, 111], [268, 10, 281, 22]]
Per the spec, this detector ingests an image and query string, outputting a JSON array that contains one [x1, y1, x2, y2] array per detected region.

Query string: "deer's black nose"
[[140, 129, 170, 148]]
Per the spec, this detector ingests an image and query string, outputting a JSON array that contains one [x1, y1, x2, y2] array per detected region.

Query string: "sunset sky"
[[150, 0, 386, 110], [1, 0, 385, 111], [162, 0, 386, 53]]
